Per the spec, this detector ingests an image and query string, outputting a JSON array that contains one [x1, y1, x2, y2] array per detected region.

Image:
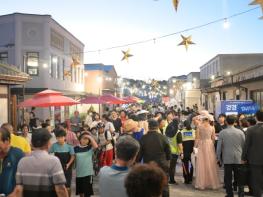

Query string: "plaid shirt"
[[66, 131, 79, 147]]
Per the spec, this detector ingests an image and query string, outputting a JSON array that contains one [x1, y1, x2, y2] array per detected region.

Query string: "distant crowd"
[[0, 104, 263, 197]]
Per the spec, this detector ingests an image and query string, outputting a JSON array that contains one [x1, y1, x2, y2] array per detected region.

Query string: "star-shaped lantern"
[[249, 0, 263, 19], [173, 0, 179, 12], [178, 35, 195, 51], [121, 49, 133, 62], [151, 79, 159, 91], [71, 56, 81, 68], [64, 70, 71, 77]]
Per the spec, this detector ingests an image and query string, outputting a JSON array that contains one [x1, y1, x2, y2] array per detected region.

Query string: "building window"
[[80, 69, 83, 84], [0, 52, 8, 64], [56, 57, 60, 79], [75, 67, 77, 83], [26, 52, 39, 76], [252, 90, 263, 110], [78, 67, 81, 83], [222, 92, 226, 100], [51, 30, 64, 51], [49, 56, 53, 77], [51, 55, 58, 79], [62, 59, 65, 80], [71, 66, 74, 82]]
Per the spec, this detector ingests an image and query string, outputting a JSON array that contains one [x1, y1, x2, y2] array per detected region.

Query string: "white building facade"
[[0, 13, 85, 122]]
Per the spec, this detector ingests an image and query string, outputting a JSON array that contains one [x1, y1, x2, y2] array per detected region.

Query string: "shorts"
[[76, 176, 94, 196]]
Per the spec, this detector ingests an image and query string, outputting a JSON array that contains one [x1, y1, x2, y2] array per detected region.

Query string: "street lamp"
[[211, 75, 215, 80], [43, 63, 48, 68]]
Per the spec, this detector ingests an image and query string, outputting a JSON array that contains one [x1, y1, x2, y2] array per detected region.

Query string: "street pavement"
[[72, 177, 226, 197], [72, 162, 229, 197]]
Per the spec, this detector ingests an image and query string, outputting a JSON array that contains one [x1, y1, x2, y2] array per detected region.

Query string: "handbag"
[[237, 164, 249, 186]]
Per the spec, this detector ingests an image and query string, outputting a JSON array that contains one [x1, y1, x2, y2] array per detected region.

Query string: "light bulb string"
[[72, 6, 260, 54]]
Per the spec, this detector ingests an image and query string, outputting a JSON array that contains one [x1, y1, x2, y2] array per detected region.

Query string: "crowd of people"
[[0, 103, 263, 197]]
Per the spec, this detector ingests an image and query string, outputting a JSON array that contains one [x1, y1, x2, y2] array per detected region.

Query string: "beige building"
[[211, 65, 263, 110], [182, 72, 201, 110], [83, 64, 118, 113], [84, 64, 118, 95], [200, 53, 263, 80], [167, 75, 187, 107], [200, 53, 263, 113]]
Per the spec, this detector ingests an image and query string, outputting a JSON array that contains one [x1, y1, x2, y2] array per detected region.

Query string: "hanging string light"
[[75, 7, 260, 55], [223, 18, 231, 29]]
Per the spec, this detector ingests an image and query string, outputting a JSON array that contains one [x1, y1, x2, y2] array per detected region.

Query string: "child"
[[97, 122, 114, 167], [49, 128, 75, 196], [74, 132, 98, 197]]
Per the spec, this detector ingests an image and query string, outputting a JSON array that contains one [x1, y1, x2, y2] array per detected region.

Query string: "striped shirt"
[[16, 150, 66, 197], [66, 131, 79, 147]]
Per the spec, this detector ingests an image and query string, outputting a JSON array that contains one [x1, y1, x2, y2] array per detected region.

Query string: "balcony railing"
[[222, 65, 263, 86]]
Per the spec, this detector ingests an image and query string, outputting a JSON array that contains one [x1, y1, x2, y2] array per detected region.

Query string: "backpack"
[[104, 130, 115, 146]]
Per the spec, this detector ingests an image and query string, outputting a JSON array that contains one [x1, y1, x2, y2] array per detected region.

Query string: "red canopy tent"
[[100, 94, 128, 104], [18, 90, 79, 107]]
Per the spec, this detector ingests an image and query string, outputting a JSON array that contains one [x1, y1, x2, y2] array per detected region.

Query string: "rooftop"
[[84, 64, 114, 72], [0, 12, 84, 46], [200, 53, 263, 69]]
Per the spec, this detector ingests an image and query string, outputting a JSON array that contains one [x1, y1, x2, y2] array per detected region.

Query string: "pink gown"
[[195, 125, 221, 190]]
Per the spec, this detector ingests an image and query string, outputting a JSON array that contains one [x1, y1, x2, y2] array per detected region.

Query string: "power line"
[[84, 6, 260, 53]]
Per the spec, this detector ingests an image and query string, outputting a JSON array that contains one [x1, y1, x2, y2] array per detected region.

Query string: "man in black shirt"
[[139, 119, 171, 197], [29, 107, 37, 129], [111, 111, 122, 135], [215, 114, 227, 134]]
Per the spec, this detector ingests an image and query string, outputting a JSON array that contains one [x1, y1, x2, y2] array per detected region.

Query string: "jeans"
[[224, 164, 244, 197]]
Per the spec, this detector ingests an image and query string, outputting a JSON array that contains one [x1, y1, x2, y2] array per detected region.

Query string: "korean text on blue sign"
[[221, 100, 259, 115]]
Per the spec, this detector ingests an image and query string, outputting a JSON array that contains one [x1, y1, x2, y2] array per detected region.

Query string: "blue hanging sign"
[[221, 100, 259, 115]]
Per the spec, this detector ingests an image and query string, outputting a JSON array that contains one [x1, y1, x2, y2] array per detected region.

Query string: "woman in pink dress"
[[194, 114, 221, 190]]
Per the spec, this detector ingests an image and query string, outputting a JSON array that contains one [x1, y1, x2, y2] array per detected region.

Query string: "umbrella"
[[100, 94, 128, 104], [18, 90, 79, 107], [35, 89, 62, 96]]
